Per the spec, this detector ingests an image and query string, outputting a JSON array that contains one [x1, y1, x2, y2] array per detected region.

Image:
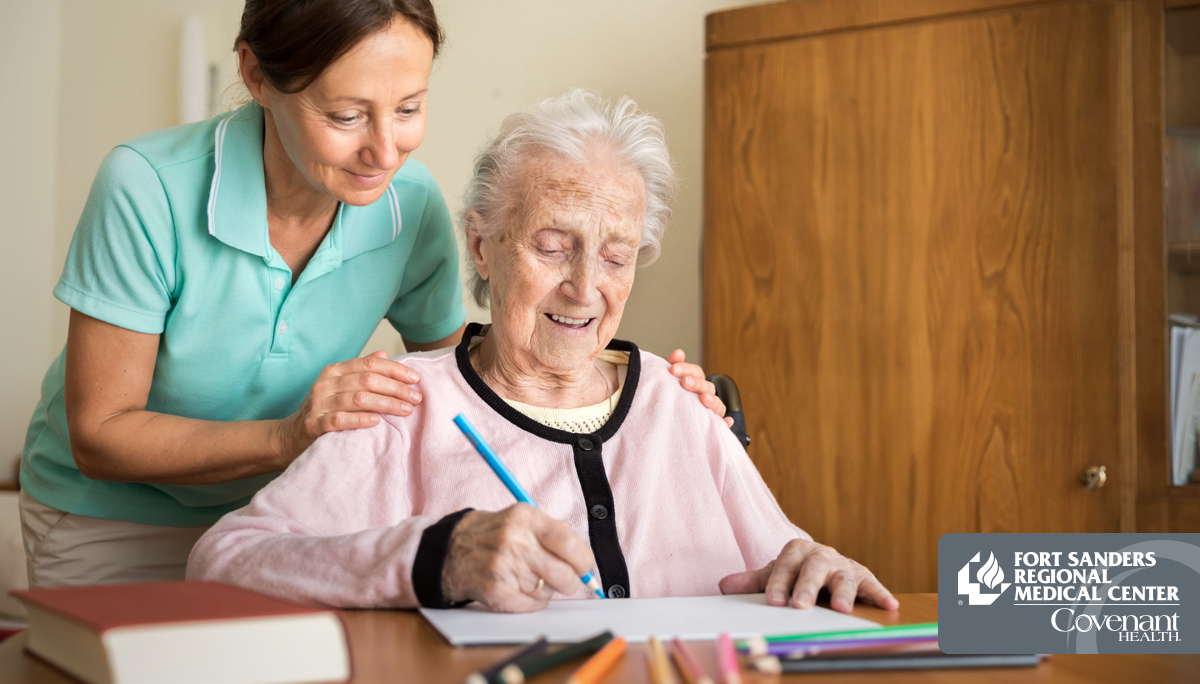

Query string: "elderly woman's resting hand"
[[441, 504, 596, 613], [718, 539, 899, 613]]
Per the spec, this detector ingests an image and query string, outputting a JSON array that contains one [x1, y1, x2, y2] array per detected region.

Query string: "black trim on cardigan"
[[453, 322, 636, 598], [573, 440, 631, 598], [454, 322, 642, 443], [412, 508, 474, 609]]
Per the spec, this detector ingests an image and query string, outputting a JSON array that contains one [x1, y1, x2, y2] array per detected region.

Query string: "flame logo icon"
[[958, 551, 1012, 605], [976, 552, 1004, 590]]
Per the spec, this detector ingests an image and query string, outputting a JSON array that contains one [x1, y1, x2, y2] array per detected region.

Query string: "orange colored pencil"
[[566, 636, 627, 684]]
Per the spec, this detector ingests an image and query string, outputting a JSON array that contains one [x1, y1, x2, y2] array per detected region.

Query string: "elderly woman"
[[188, 91, 897, 615]]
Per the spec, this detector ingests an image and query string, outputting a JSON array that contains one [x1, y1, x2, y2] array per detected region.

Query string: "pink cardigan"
[[187, 329, 808, 608]]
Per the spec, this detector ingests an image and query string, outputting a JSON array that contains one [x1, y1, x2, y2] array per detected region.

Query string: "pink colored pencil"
[[716, 633, 741, 684], [670, 638, 714, 684]]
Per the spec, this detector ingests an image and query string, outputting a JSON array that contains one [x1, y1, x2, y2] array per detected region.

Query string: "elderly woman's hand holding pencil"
[[443, 414, 606, 613], [442, 504, 598, 612]]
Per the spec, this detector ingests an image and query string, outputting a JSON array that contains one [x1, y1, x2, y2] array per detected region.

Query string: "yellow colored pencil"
[[648, 636, 678, 684]]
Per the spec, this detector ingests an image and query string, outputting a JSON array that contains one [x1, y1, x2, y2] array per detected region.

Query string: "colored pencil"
[[647, 636, 678, 684], [716, 632, 741, 684], [739, 622, 938, 655], [566, 636, 626, 684], [498, 631, 614, 684], [454, 414, 605, 599], [757, 621, 939, 644], [784, 642, 944, 661], [752, 647, 984, 674], [762, 635, 939, 658], [752, 653, 1041, 673], [465, 638, 550, 684], [669, 638, 714, 684]]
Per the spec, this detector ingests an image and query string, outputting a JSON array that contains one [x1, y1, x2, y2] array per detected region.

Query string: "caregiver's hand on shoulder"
[[717, 539, 899, 614], [276, 351, 422, 460], [441, 504, 596, 613], [666, 350, 733, 428]]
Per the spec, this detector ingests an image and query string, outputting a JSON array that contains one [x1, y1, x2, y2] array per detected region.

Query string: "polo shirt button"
[[577, 437, 594, 451], [589, 504, 608, 520], [607, 584, 626, 599], [274, 277, 285, 290], [278, 322, 288, 335]]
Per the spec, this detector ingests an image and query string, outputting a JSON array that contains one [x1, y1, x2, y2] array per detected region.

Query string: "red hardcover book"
[[13, 580, 350, 684]]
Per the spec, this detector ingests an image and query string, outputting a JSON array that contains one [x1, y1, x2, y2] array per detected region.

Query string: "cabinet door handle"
[[1081, 466, 1107, 491]]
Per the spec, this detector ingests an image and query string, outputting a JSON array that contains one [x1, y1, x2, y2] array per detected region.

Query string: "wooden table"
[[2, 594, 1197, 683]]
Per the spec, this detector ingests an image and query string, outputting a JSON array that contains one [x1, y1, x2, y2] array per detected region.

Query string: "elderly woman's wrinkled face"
[[474, 155, 647, 373]]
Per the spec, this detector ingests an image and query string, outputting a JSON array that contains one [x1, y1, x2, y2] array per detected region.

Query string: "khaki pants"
[[19, 490, 209, 588]]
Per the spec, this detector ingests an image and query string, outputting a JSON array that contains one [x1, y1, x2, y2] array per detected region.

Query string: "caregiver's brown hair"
[[236, 0, 444, 94]]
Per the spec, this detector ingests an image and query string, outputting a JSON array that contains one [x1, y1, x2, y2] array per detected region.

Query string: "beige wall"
[[1, 0, 63, 477], [0, 0, 246, 475], [0, 0, 760, 472]]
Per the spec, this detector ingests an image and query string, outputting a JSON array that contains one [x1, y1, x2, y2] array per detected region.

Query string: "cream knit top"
[[468, 336, 628, 433]]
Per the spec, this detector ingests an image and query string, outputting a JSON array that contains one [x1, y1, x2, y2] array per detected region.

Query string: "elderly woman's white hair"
[[461, 89, 677, 308]]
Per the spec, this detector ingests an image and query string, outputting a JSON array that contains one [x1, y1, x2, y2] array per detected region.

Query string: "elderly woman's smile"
[[468, 154, 646, 406]]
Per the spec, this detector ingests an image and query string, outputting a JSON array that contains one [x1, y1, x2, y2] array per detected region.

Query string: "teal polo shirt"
[[21, 103, 466, 526]]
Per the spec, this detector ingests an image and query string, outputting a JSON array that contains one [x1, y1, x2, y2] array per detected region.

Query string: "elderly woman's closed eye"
[[186, 91, 898, 615]]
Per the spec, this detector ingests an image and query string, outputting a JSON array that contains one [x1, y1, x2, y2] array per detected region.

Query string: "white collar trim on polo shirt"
[[206, 117, 232, 237], [386, 184, 400, 241]]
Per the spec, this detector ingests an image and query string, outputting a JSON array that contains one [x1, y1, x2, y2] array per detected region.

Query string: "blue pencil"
[[454, 413, 606, 599]]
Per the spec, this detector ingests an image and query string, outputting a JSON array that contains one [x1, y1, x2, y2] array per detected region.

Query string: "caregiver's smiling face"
[[250, 17, 434, 207], [473, 153, 648, 374]]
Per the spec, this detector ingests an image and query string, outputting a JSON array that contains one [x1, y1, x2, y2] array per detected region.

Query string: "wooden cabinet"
[[703, 0, 1199, 593]]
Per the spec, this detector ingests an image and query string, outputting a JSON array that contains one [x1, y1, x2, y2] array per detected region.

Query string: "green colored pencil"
[[739, 623, 938, 655], [763, 622, 937, 643]]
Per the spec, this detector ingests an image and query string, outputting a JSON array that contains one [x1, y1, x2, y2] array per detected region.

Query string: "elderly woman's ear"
[[465, 210, 490, 283]]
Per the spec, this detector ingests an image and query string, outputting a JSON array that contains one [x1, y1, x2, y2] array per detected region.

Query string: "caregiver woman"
[[19, 0, 722, 588]]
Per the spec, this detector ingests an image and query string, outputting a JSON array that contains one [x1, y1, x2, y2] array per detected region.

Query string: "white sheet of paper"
[[420, 594, 881, 645]]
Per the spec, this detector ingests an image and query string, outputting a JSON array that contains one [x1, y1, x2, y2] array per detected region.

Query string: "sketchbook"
[[419, 593, 880, 646]]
